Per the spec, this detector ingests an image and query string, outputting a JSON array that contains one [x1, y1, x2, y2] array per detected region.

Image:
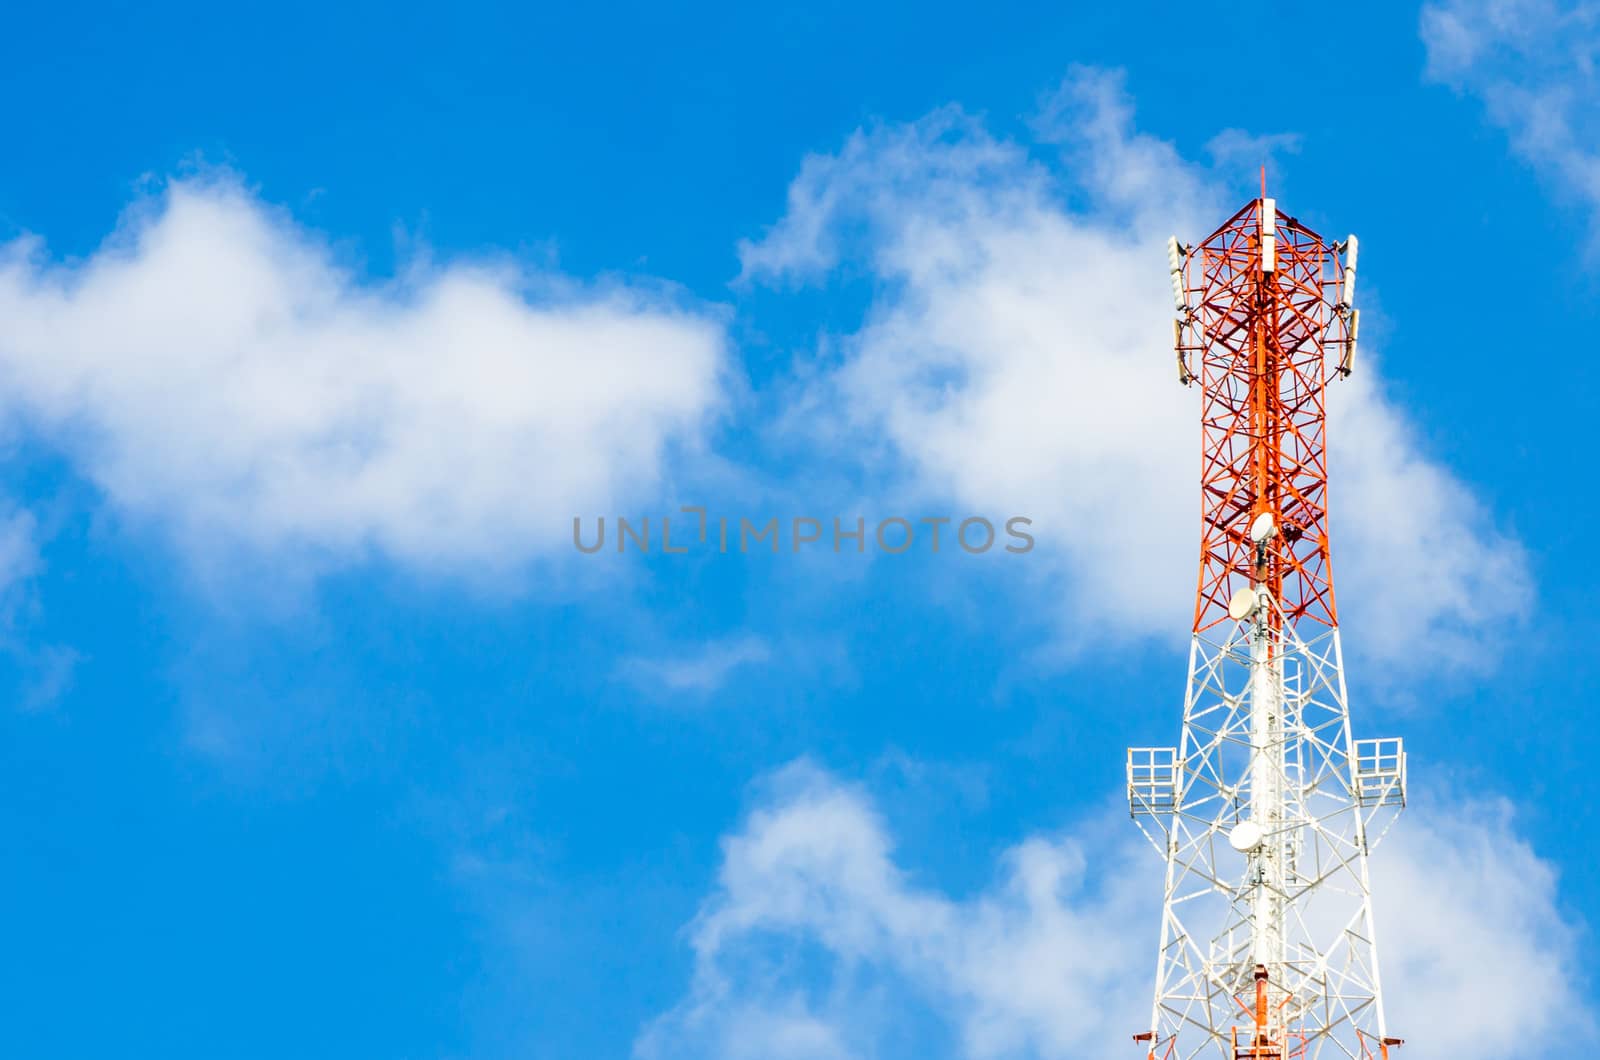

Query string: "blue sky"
[[0, 1, 1594, 1057]]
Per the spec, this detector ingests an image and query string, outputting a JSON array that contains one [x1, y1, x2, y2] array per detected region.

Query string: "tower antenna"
[[1130, 195, 1405, 1060]]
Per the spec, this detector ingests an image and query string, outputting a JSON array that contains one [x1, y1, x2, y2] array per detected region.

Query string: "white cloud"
[[1203, 128, 1302, 183], [0, 509, 39, 599], [619, 634, 774, 695], [740, 68, 1529, 670], [636, 761, 1150, 1060], [0, 174, 729, 576], [1422, 0, 1600, 217], [1375, 798, 1595, 1057], [639, 763, 1593, 1060], [1327, 370, 1531, 665]]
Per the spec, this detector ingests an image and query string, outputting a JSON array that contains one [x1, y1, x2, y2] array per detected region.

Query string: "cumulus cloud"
[[1375, 798, 1595, 1057], [739, 68, 1529, 670], [1422, 0, 1600, 219], [0, 175, 728, 576], [636, 763, 1149, 1060], [639, 763, 1592, 1060]]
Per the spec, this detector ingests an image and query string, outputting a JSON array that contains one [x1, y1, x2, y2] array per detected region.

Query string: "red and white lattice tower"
[[1127, 189, 1408, 1060]]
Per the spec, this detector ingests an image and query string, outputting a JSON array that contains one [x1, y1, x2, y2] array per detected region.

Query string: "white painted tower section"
[[1247, 594, 1283, 975], [1129, 610, 1407, 1059]]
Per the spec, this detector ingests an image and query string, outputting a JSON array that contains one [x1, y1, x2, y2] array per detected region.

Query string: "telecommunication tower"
[[1127, 188, 1408, 1060]]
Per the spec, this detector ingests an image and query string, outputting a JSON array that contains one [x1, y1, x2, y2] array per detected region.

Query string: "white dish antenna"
[[1249, 513, 1277, 544], [1227, 587, 1258, 622], [1228, 820, 1263, 853]]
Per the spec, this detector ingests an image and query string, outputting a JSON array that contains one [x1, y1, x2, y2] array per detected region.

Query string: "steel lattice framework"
[[1128, 194, 1406, 1060]]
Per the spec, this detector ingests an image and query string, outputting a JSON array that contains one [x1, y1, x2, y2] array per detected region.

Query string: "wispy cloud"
[[1203, 128, 1302, 184], [619, 635, 774, 696], [639, 762, 1593, 1060], [739, 67, 1530, 673], [0, 509, 39, 595], [1422, 0, 1600, 222], [0, 506, 80, 711]]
